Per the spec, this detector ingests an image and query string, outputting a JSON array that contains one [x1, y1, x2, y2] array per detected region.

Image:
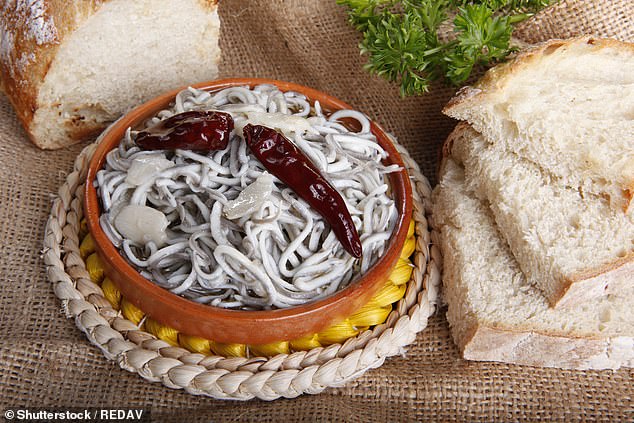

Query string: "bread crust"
[[442, 36, 634, 212], [459, 323, 634, 370], [554, 253, 634, 308], [197, 0, 219, 9]]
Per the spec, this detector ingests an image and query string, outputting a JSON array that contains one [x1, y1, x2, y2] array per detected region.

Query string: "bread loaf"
[[443, 37, 634, 212], [432, 157, 634, 370], [448, 123, 634, 308], [0, 0, 221, 149]]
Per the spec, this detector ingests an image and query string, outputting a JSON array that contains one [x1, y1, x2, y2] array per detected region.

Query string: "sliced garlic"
[[224, 173, 273, 219], [114, 204, 169, 246], [234, 111, 315, 138], [125, 154, 174, 186]]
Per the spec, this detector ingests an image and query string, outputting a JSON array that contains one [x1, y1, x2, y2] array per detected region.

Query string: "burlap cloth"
[[1, 0, 633, 420]]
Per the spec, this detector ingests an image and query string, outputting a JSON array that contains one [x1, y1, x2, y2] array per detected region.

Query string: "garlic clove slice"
[[114, 204, 169, 247], [234, 111, 316, 138], [125, 154, 174, 186], [224, 173, 273, 219]]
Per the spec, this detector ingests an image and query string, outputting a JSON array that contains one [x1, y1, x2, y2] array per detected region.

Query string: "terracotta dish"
[[84, 78, 413, 345]]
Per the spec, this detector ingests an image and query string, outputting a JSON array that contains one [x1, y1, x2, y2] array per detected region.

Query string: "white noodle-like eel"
[[96, 84, 399, 310]]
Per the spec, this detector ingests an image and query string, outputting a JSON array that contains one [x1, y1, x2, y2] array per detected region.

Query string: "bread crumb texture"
[[444, 37, 634, 211], [432, 158, 634, 369], [450, 124, 634, 307]]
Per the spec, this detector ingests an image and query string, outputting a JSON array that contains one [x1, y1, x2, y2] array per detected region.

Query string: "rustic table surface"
[[1, 0, 633, 421]]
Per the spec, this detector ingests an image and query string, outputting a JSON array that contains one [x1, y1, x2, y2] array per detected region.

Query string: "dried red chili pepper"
[[135, 110, 233, 151], [243, 124, 363, 258]]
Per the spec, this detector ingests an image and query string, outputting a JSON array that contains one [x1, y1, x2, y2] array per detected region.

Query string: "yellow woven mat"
[[2, 0, 634, 419]]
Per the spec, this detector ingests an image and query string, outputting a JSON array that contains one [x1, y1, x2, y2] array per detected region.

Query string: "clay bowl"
[[84, 78, 413, 345]]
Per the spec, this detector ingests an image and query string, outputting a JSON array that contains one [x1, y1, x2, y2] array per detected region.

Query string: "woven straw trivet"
[[42, 137, 440, 400]]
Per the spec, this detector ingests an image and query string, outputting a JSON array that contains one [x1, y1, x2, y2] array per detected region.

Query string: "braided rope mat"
[[42, 137, 440, 401]]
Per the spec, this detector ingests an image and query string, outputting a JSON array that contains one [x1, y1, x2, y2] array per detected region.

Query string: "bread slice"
[[432, 158, 634, 369], [443, 36, 634, 212], [0, 0, 220, 149], [447, 123, 634, 308]]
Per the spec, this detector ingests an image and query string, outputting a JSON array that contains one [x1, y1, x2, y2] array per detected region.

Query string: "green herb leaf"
[[337, 0, 393, 31], [446, 4, 513, 84], [339, 0, 554, 95], [360, 10, 446, 95]]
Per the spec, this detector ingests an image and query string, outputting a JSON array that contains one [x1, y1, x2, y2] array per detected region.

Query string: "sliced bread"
[[0, 0, 221, 149], [432, 158, 634, 369], [447, 123, 634, 308], [443, 37, 634, 212]]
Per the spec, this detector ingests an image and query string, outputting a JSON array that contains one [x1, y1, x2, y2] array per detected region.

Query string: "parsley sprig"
[[338, 0, 553, 96]]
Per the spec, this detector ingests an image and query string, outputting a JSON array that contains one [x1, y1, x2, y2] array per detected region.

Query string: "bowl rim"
[[84, 77, 413, 345]]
